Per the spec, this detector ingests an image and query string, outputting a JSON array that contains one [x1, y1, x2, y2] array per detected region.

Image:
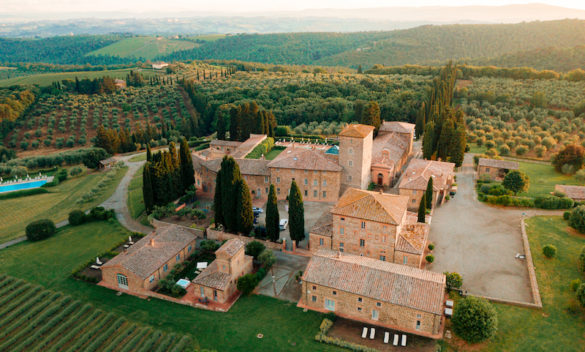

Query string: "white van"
[[279, 219, 288, 231]]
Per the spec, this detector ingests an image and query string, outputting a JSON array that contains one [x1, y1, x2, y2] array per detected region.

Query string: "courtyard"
[[256, 251, 309, 302]]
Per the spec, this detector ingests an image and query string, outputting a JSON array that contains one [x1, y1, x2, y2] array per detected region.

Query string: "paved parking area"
[[428, 154, 533, 303], [256, 251, 309, 302]]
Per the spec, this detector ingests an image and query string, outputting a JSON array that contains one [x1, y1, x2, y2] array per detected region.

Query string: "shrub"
[[68, 210, 86, 226], [170, 284, 187, 297], [444, 272, 463, 291], [577, 283, 585, 307], [570, 279, 582, 292], [200, 240, 220, 253], [425, 255, 434, 263], [258, 250, 276, 270], [564, 211, 571, 220], [452, 296, 498, 343], [319, 318, 334, 334], [237, 274, 259, 295], [569, 206, 585, 233], [542, 244, 557, 258], [428, 243, 435, 251], [534, 196, 574, 209], [579, 246, 585, 273], [25, 219, 56, 241], [245, 241, 266, 259], [502, 170, 529, 195], [88, 206, 115, 221], [69, 167, 83, 177]]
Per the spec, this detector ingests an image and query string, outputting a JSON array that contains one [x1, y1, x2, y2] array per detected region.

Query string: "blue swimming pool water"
[[0, 180, 48, 194]]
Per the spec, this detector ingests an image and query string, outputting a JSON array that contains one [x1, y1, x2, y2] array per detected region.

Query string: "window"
[[313, 179, 317, 186], [412, 199, 416, 204], [163, 264, 168, 272], [188, 245, 192, 252], [360, 239, 365, 247], [340, 227, 344, 235], [324, 299, 335, 311], [372, 309, 379, 320], [332, 290, 337, 295], [416, 320, 421, 330], [323, 179, 327, 186], [265, 188, 269, 194], [339, 242, 344, 252], [116, 274, 128, 289], [304, 170, 308, 174], [304, 190, 308, 197], [403, 256, 408, 264], [340, 217, 345, 221], [347, 175, 352, 182], [485, 167, 490, 172], [358, 297, 362, 302], [277, 188, 281, 194], [323, 191, 327, 198], [376, 302, 381, 307], [304, 178, 308, 185], [149, 275, 155, 283], [348, 160, 353, 167], [313, 190, 317, 197], [312, 285, 317, 290], [312, 295, 317, 302], [176, 254, 180, 261], [349, 147, 353, 154], [200, 287, 205, 298], [276, 177, 281, 183], [413, 190, 417, 196], [213, 290, 218, 301], [264, 176, 269, 183], [319, 238, 324, 246], [361, 221, 366, 229], [244, 175, 248, 180], [357, 307, 362, 312], [380, 255, 386, 261]]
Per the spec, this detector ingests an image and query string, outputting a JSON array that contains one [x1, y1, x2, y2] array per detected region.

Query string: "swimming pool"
[[176, 279, 191, 289], [0, 180, 48, 194]]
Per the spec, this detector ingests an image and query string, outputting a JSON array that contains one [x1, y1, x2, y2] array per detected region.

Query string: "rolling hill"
[[87, 36, 198, 60]]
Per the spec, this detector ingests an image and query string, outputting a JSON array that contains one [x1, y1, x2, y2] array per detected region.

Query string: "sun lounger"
[[401, 334, 407, 346], [361, 327, 368, 338], [90, 265, 100, 270], [384, 332, 389, 344], [393, 334, 399, 346], [369, 328, 375, 339]]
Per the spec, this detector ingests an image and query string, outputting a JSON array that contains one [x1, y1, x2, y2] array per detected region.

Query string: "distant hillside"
[[87, 36, 198, 60]]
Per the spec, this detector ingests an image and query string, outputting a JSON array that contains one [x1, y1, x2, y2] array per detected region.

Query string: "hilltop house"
[[309, 188, 429, 268], [192, 239, 253, 304], [298, 250, 446, 338], [398, 159, 455, 211], [100, 224, 197, 293]]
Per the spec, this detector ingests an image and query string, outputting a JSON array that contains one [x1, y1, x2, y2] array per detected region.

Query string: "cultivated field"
[[0, 274, 193, 352], [88, 36, 198, 60], [0, 165, 126, 243]]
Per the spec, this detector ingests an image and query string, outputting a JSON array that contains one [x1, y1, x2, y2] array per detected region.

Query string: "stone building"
[[378, 121, 415, 155], [477, 158, 519, 181], [100, 224, 197, 293], [192, 239, 253, 304], [398, 159, 455, 211], [554, 184, 585, 202], [339, 124, 374, 190], [309, 188, 429, 268], [298, 250, 446, 338]]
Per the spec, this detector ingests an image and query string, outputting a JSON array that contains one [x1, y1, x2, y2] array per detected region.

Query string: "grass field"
[[128, 153, 147, 162], [0, 68, 159, 87], [0, 221, 341, 352], [517, 161, 581, 198], [0, 274, 193, 351], [188, 34, 227, 42], [88, 36, 197, 60], [0, 166, 127, 243], [128, 164, 145, 219]]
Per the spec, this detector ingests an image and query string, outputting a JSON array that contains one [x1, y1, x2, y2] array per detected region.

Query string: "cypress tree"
[[236, 179, 254, 235], [418, 194, 427, 223], [425, 177, 434, 210], [415, 102, 426, 139], [266, 184, 280, 242], [179, 137, 195, 192], [220, 156, 242, 232], [288, 180, 305, 245], [357, 64, 363, 74], [146, 143, 152, 161], [216, 110, 226, 140], [437, 118, 455, 161], [213, 169, 224, 228], [422, 121, 436, 159], [360, 101, 381, 136], [142, 163, 154, 213]]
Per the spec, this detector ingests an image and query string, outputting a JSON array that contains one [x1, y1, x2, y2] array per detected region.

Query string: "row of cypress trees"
[[417, 62, 467, 167], [143, 138, 195, 213], [264, 180, 305, 244], [216, 101, 277, 141]]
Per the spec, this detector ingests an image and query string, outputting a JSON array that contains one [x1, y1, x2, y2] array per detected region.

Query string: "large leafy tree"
[[179, 137, 195, 192], [452, 296, 498, 343], [502, 170, 529, 195], [288, 180, 305, 245], [552, 144, 585, 174], [266, 184, 280, 241]]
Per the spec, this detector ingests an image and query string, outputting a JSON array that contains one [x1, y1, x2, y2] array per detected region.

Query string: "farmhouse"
[[554, 184, 585, 202], [477, 158, 519, 181], [298, 250, 446, 338], [398, 159, 455, 211], [152, 62, 169, 70], [192, 238, 253, 304], [98, 157, 117, 169], [100, 224, 197, 293], [309, 188, 430, 268]]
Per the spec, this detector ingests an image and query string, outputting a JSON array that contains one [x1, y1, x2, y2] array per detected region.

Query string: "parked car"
[[450, 186, 458, 196], [279, 219, 288, 231], [253, 207, 264, 214]]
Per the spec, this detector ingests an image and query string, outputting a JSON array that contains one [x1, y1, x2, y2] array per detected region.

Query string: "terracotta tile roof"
[[399, 159, 455, 191], [478, 158, 519, 170], [332, 188, 408, 225], [101, 224, 196, 279], [199, 157, 270, 176], [310, 210, 334, 238], [304, 250, 445, 315], [268, 146, 343, 172], [210, 140, 242, 147], [371, 132, 409, 169], [379, 121, 415, 135], [232, 134, 267, 158], [339, 124, 374, 138], [555, 185, 585, 200], [192, 261, 232, 290], [216, 238, 246, 257], [396, 223, 429, 255]]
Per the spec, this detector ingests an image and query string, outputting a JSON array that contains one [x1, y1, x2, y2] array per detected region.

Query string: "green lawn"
[[446, 216, 585, 351], [0, 221, 341, 352], [265, 147, 285, 160], [128, 164, 145, 219], [517, 161, 582, 198], [128, 153, 147, 162], [0, 68, 159, 87], [468, 143, 487, 155], [0, 166, 127, 243], [88, 36, 197, 60]]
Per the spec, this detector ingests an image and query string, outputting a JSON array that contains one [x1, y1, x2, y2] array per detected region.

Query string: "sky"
[[4, 0, 585, 14]]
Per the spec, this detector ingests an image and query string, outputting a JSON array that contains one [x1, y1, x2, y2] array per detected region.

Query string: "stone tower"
[[339, 124, 374, 190]]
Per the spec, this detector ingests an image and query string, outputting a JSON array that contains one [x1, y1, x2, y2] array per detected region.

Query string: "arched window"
[[117, 273, 128, 289]]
